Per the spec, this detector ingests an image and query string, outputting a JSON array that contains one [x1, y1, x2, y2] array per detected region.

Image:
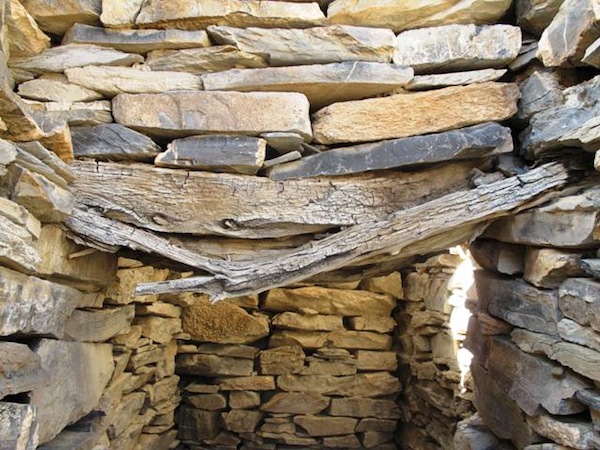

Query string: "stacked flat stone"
[[175, 276, 402, 449]]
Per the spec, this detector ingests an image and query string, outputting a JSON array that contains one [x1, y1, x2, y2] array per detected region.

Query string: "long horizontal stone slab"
[[112, 91, 312, 140], [327, 0, 513, 33], [0, 342, 45, 398], [207, 25, 396, 66], [131, 0, 326, 29], [394, 24, 521, 73], [62, 23, 211, 54], [65, 65, 201, 97], [268, 122, 512, 180], [145, 45, 268, 74], [312, 82, 519, 144], [405, 68, 507, 91], [201, 62, 413, 109], [154, 135, 266, 175]]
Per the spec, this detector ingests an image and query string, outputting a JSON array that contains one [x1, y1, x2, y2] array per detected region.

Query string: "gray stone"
[[154, 135, 266, 175], [201, 62, 413, 109], [25, 100, 111, 127], [183, 393, 227, 411], [71, 123, 161, 162], [8, 44, 143, 76], [0, 402, 38, 450], [394, 24, 521, 73], [559, 278, 600, 331], [62, 24, 211, 54], [207, 25, 396, 66], [406, 68, 507, 91], [476, 270, 561, 335], [484, 186, 600, 247], [527, 414, 596, 449], [277, 372, 401, 397], [330, 398, 400, 419], [268, 122, 512, 180], [31, 339, 113, 444], [112, 91, 312, 140], [258, 346, 305, 375], [521, 75, 600, 157], [6, 0, 51, 58], [261, 392, 330, 415], [517, 70, 564, 121], [0, 266, 84, 337], [524, 248, 585, 288], [512, 328, 600, 380], [558, 318, 600, 352], [517, 0, 565, 36], [0, 342, 45, 398], [229, 391, 260, 409], [537, 0, 600, 67], [145, 45, 268, 74], [176, 353, 254, 377], [470, 239, 525, 275]]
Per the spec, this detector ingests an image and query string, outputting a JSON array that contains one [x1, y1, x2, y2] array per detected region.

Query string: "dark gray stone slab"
[[268, 122, 512, 180], [154, 135, 266, 175], [476, 270, 561, 335], [71, 123, 161, 162], [62, 23, 210, 54]]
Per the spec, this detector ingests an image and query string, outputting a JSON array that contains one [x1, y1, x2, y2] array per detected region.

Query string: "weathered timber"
[[120, 163, 571, 299], [70, 159, 478, 239]]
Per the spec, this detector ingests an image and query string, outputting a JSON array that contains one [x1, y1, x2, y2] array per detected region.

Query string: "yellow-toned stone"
[[21, 0, 101, 35], [312, 82, 519, 144], [6, 0, 50, 57]]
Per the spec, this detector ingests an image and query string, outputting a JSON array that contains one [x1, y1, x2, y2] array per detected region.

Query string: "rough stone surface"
[[201, 62, 413, 109], [558, 318, 600, 352], [18, 75, 102, 103], [270, 330, 392, 350], [517, 0, 565, 35], [64, 65, 201, 97], [330, 398, 401, 419], [527, 414, 596, 449], [261, 392, 330, 415], [559, 278, 600, 331], [229, 391, 260, 410], [63, 306, 135, 342], [294, 415, 358, 437], [21, 0, 101, 35], [31, 339, 113, 444], [394, 24, 521, 74], [154, 135, 266, 175], [517, 70, 564, 121], [277, 372, 401, 397], [0, 402, 38, 450], [176, 353, 254, 377], [470, 239, 525, 275], [71, 123, 161, 161], [221, 410, 263, 434], [356, 350, 397, 371], [145, 45, 268, 74], [177, 406, 220, 441], [134, 316, 182, 344], [312, 82, 519, 144], [208, 25, 396, 66], [271, 312, 344, 331], [524, 248, 585, 288], [348, 316, 396, 333], [269, 122, 512, 179], [218, 376, 275, 391], [406, 68, 507, 90], [0, 342, 45, 398], [182, 301, 269, 344], [327, 0, 513, 33], [8, 44, 143, 76], [6, 0, 50, 58], [264, 287, 395, 316], [62, 23, 211, 54], [537, 0, 600, 67], [112, 91, 312, 140], [258, 346, 305, 375]]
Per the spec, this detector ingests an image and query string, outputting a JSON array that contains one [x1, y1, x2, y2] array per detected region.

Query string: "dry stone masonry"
[[0, 0, 599, 450]]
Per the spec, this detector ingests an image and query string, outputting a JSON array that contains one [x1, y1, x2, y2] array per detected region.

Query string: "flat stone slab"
[[406, 68, 506, 90], [394, 24, 521, 74], [154, 135, 266, 175], [71, 123, 161, 161], [145, 45, 268, 74], [327, 0, 513, 33], [64, 65, 201, 97], [0, 342, 45, 398], [62, 23, 211, 54], [6, 0, 51, 58], [312, 82, 519, 144], [201, 62, 413, 109], [329, 397, 401, 419], [8, 44, 143, 76], [18, 75, 103, 103], [559, 278, 600, 332], [112, 91, 312, 140], [21, 0, 101, 35], [207, 25, 396, 66], [261, 392, 330, 415], [268, 122, 512, 180], [0, 402, 38, 450]]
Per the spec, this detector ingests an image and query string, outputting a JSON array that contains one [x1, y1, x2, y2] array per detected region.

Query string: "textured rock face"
[[207, 25, 396, 66], [6, 0, 50, 58], [394, 24, 521, 74], [327, 0, 513, 32], [112, 91, 312, 140], [0, 403, 38, 450], [312, 82, 520, 144], [516, 0, 565, 35], [201, 62, 413, 109], [20, 0, 101, 35]]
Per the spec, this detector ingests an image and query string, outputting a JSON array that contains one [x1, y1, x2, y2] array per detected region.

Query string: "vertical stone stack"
[[395, 253, 475, 449], [175, 276, 403, 449]]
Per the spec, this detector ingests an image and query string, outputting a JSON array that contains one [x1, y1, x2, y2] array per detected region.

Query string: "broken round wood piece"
[[207, 25, 396, 66], [327, 0, 513, 33], [405, 68, 506, 91], [62, 23, 211, 54], [201, 62, 413, 109], [312, 82, 519, 145], [71, 123, 161, 162], [64, 65, 202, 97], [8, 44, 143, 76], [155, 135, 267, 175], [394, 24, 521, 74], [267, 122, 513, 180], [112, 91, 312, 140]]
